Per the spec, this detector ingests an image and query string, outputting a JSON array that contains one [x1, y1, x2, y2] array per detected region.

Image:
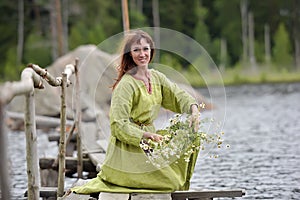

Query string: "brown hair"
[[112, 29, 155, 90]]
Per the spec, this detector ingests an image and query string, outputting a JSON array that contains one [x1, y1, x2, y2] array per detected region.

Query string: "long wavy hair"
[[111, 29, 155, 90]]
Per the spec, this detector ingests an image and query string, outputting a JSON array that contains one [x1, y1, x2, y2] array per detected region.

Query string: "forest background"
[[1, 0, 300, 86]]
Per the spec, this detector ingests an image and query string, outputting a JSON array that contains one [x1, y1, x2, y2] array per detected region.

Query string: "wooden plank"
[[24, 187, 94, 199], [24, 187, 57, 198], [48, 133, 77, 142], [25, 188, 245, 199], [80, 122, 106, 168], [88, 153, 106, 172], [7, 111, 73, 128], [39, 157, 96, 172], [96, 139, 108, 152], [131, 193, 171, 200], [171, 189, 246, 200], [81, 122, 103, 151]]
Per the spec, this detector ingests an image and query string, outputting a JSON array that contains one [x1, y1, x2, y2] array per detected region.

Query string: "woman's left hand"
[[189, 104, 200, 132]]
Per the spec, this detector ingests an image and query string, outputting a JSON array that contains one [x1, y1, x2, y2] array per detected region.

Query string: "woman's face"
[[130, 38, 151, 67]]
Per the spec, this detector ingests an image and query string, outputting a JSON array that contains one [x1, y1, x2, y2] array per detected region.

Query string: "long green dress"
[[72, 69, 199, 194]]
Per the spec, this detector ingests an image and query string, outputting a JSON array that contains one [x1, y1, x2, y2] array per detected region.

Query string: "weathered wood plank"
[[79, 122, 107, 168], [30, 187, 245, 200], [7, 111, 73, 129], [24, 187, 58, 198], [24, 187, 94, 199], [131, 193, 171, 200], [48, 133, 77, 142], [88, 153, 106, 172], [39, 157, 96, 172], [171, 189, 246, 200], [96, 139, 108, 152]]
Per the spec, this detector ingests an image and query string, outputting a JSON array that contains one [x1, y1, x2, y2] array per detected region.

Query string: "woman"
[[71, 29, 200, 200]]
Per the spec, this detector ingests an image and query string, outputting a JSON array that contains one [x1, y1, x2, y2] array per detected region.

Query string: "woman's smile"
[[130, 38, 151, 67]]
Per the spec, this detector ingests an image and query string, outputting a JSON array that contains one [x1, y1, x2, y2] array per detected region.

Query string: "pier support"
[[0, 102, 10, 200], [25, 90, 40, 199]]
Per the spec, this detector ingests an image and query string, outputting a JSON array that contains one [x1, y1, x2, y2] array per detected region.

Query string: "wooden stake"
[[57, 72, 67, 198], [122, 0, 130, 32], [25, 90, 40, 199], [0, 102, 11, 200], [74, 58, 83, 178]]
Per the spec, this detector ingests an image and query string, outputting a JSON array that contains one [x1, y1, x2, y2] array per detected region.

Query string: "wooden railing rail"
[[0, 61, 78, 200]]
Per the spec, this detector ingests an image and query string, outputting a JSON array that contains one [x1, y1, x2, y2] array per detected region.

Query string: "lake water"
[[6, 83, 300, 199]]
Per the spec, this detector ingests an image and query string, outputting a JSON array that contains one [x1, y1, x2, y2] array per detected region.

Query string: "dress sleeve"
[[109, 80, 144, 147], [158, 71, 197, 114]]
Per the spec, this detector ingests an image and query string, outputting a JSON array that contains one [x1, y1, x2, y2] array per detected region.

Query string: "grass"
[[181, 66, 300, 88]]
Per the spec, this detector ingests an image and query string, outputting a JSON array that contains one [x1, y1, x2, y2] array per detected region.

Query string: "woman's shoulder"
[[114, 74, 135, 91], [150, 69, 166, 79], [150, 69, 169, 83]]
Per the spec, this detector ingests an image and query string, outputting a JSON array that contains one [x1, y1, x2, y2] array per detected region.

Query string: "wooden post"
[[75, 58, 83, 178], [121, 0, 130, 32], [0, 67, 43, 200], [57, 72, 67, 198], [0, 102, 11, 199], [25, 89, 40, 200]]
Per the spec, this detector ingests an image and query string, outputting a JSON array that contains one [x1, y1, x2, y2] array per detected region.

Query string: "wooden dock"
[[33, 120, 245, 200], [25, 187, 246, 200]]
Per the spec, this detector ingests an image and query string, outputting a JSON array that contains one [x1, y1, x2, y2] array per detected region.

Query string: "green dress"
[[72, 69, 199, 194]]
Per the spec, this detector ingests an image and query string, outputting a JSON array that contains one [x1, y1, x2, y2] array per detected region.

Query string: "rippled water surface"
[[7, 83, 300, 199], [192, 83, 300, 199]]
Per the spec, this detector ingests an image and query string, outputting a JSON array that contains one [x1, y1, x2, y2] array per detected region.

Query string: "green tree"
[[272, 23, 293, 70], [193, 1, 211, 51], [129, 9, 149, 29], [23, 31, 52, 67], [204, 0, 242, 66], [3, 46, 24, 81], [0, 1, 18, 80]]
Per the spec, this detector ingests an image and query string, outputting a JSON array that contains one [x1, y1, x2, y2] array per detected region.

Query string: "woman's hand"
[[189, 104, 200, 132], [143, 132, 163, 142]]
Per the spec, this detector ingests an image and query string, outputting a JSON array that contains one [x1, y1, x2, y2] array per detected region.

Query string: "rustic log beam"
[[0, 67, 43, 104], [7, 111, 73, 129], [48, 133, 77, 143], [171, 189, 246, 199], [39, 157, 96, 172], [28, 63, 75, 87]]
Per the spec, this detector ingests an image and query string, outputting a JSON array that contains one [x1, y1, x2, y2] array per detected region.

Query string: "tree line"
[[0, 0, 299, 81]]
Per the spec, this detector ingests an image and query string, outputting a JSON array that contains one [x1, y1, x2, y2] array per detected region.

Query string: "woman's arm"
[[110, 81, 145, 146], [157, 70, 198, 114]]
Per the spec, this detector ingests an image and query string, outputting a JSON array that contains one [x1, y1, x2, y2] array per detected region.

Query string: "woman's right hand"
[[143, 132, 163, 142]]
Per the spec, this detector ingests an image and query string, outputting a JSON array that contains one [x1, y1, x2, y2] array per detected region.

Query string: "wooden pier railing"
[[0, 61, 78, 199]]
